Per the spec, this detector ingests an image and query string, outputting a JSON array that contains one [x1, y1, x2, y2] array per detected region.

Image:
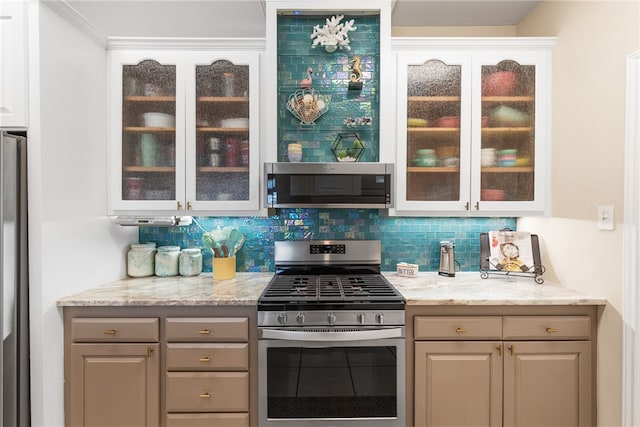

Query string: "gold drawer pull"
[[455, 327, 467, 334], [198, 329, 211, 335], [199, 356, 211, 363], [497, 345, 503, 356], [103, 329, 117, 335], [546, 327, 559, 333], [199, 392, 211, 399], [508, 345, 515, 356]]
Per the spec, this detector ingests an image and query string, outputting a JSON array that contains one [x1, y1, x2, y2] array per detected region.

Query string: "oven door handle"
[[260, 327, 404, 341]]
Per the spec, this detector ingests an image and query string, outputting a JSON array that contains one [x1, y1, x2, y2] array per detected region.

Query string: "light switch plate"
[[598, 205, 615, 230]]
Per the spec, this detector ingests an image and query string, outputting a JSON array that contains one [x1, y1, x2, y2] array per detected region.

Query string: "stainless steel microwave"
[[264, 162, 394, 209]]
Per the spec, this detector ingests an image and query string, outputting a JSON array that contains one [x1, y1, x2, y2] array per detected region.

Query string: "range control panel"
[[309, 244, 346, 255]]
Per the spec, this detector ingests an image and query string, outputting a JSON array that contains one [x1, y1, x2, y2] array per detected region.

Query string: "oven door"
[[258, 327, 405, 427]]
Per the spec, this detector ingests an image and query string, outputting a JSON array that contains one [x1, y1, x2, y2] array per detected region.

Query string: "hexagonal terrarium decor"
[[331, 133, 365, 162]]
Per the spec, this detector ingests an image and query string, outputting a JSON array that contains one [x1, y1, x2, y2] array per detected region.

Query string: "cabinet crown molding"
[[107, 37, 266, 51]]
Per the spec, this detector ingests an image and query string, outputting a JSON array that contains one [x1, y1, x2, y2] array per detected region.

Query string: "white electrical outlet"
[[598, 205, 615, 230]]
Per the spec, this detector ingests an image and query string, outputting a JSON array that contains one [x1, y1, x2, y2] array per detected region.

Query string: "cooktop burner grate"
[[260, 274, 403, 303]]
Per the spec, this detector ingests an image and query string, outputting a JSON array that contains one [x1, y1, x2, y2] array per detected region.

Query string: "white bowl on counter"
[[142, 112, 175, 128], [220, 118, 249, 128]]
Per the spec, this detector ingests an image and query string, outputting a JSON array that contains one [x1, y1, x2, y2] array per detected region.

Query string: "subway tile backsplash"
[[138, 210, 516, 273]]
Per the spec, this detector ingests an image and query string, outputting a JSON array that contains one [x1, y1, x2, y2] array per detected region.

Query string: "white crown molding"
[[43, 0, 108, 47], [106, 37, 266, 51], [391, 36, 557, 51]]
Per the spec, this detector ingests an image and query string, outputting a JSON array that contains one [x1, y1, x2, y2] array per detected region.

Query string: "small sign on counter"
[[397, 262, 418, 277]]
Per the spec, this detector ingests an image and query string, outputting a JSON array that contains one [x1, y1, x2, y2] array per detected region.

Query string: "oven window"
[[266, 346, 397, 418]]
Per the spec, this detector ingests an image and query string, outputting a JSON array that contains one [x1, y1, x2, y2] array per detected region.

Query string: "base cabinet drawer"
[[166, 412, 249, 427], [166, 343, 249, 371], [166, 372, 249, 412], [71, 318, 159, 342], [503, 316, 591, 340], [166, 318, 248, 342], [414, 316, 502, 340]]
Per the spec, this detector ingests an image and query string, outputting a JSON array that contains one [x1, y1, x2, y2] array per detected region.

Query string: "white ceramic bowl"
[[142, 112, 175, 128], [221, 118, 249, 128]]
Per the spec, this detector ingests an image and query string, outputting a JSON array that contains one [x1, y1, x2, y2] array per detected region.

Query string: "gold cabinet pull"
[[455, 327, 467, 334], [465, 202, 470, 210], [177, 201, 182, 210], [546, 327, 559, 333], [474, 201, 480, 210], [199, 356, 211, 363], [199, 392, 211, 399], [147, 347, 154, 358], [198, 329, 211, 335], [497, 345, 503, 356], [508, 345, 515, 356], [103, 329, 117, 335], [187, 201, 192, 210]]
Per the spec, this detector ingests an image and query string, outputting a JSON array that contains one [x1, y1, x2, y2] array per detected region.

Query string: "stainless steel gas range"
[[257, 240, 406, 427]]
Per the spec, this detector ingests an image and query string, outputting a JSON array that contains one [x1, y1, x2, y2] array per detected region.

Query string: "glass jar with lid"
[[179, 248, 203, 276], [155, 245, 181, 277], [127, 242, 156, 277]]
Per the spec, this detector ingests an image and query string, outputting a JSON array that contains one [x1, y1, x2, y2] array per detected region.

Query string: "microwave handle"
[[260, 327, 404, 341]]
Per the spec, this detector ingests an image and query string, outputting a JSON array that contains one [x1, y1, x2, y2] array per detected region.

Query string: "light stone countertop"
[[56, 272, 606, 307], [389, 272, 606, 306]]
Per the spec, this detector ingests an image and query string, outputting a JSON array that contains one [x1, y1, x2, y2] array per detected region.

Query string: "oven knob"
[[356, 313, 366, 324], [327, 313, 337, 325], [296, 312, 306, 324], [277, 312, 288, 325], [375, 312, 385, 325]]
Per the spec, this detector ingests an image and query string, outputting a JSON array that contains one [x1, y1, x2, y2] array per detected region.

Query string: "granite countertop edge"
[[56, 272, 607, 307]]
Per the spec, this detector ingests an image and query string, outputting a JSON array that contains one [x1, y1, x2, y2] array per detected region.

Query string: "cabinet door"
[[415, 341, 502, 427], [185, 52, 260, 211], [0, 0, 27, 127], [68, 343, 160, 427], [396, 52, 472, 213], [109, 50, 186, 213], [503, 341, 591, 427], [471, 50, 550, 215]]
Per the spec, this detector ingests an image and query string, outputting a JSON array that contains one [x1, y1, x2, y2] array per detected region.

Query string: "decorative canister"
[[179, 248, 203, 276], [155, 245, 181, 277], [127, 243, 156, 277]]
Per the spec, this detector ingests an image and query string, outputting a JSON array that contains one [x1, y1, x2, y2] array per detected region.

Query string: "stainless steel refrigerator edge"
[[1, 131, 30, 427]]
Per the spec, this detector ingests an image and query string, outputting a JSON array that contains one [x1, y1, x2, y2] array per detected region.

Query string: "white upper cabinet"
[[393, 38, 555, 216], [108, 46, 261, 216], [0, 0, 28, 128]]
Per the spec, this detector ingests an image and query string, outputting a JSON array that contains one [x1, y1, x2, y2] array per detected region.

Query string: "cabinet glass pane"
[[195, 60, 250, 201], [122, 60, 176, 201], [481, 61, 535, 202], [406, 60, 461, 201]]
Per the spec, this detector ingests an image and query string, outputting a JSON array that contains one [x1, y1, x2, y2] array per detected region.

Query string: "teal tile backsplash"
[[138, 211, 516, 273], [277, 14, 381, 162]]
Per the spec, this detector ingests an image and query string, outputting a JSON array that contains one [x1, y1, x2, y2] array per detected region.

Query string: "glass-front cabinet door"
[[185, 52, 259, 211], [472, 52, 547, 215], [109, 49, 260, 214], [111, 52, 185, 212], [394, 39, 552, 216], [396, 53, 472, 212]]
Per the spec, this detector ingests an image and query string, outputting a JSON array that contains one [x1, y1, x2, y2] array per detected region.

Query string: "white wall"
[[516, 2, 640, 426], [27, 3, 137, 426]]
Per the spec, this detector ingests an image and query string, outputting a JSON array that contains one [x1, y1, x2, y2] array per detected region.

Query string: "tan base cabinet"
[[67, 318, 160, 427], [164, 317, 249, 425], [411, 308, 596, 427], [415, 341, 503, 427], [64, 307, 257, 427]]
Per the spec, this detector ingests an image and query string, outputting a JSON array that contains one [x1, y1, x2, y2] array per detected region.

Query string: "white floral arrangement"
[[310, 15, 357, 52]]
